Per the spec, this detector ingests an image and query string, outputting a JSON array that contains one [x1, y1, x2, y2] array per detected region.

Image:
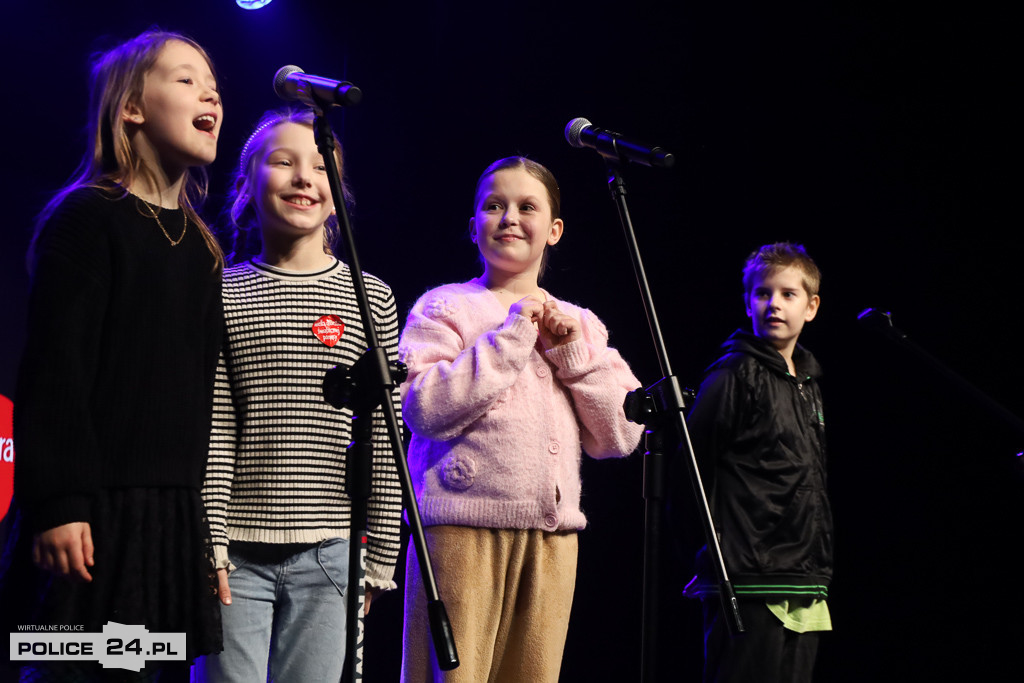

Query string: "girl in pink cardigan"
[[399, 156, 644, 682]]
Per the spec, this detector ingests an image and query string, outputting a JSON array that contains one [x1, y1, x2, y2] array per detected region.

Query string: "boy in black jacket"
[[684, 242, 832, 683]]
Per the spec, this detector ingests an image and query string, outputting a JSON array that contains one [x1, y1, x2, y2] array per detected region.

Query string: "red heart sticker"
[[312, 315, 345, 347]]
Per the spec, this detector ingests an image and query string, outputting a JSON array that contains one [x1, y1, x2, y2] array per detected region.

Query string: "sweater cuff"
[[28, 494, 93, 533], [212, 544, 236, 573], [544, 338, 591, 375], [504, 311, 539, 341], [366, 562, 398, 591]]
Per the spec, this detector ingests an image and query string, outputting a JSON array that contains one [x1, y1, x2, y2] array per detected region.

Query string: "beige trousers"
[[401, 526, 579, 683]]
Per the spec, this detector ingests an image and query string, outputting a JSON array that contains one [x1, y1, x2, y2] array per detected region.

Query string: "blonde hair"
[[30, 29, 223, 271], [224, 107, 353, 264], [742, 242, 822, 298]]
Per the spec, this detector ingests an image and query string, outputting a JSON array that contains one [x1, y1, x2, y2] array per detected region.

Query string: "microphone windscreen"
[[273, 65, 303, 98], [564, 118, 591, 148]]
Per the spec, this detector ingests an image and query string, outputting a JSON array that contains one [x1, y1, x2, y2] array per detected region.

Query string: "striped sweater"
[[201, 258, 403, 589]]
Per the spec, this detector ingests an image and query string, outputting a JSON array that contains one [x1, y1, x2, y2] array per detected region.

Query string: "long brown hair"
[[29, 29, 224, 272]]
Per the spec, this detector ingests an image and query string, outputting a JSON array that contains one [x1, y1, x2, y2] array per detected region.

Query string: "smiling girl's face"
[[251, 121, 334, 240], [470, 167, 563, 281]]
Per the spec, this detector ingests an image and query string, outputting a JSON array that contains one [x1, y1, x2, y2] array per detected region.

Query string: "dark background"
[[2, 1, 1020, 680]]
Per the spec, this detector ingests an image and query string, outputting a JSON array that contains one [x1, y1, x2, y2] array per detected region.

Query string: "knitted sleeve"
[[14, 189, 111, 531], [365, 282, 404, 589], [200, 345, 238, 570], [399, 294, 538, 442], [544, 307, 644, 459]]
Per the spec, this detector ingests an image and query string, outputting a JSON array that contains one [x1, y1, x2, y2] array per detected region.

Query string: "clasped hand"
[[511, 297, 581, 350]]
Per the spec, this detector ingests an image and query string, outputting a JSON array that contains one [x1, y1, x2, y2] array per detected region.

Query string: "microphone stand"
[[596, 153, 743, 682], [309, 104, 458, 682], [858, 308, 1024, 440]]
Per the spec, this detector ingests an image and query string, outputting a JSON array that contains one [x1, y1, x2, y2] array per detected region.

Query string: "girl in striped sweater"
[[198, 107, 403, 683]]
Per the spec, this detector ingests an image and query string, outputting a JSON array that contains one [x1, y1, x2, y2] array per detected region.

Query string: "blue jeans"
[[197, 539, 350, 683]]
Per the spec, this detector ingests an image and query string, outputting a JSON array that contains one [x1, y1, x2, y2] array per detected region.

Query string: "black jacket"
[[685, 329, 833, 599]]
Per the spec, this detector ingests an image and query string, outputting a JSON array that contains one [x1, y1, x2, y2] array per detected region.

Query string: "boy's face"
[[745, 266, 820, 355]]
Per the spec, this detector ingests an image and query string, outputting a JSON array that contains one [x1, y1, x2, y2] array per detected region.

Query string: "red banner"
[[1, 393, 13, 519]]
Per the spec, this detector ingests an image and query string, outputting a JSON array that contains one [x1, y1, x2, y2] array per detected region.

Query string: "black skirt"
[[1, 488, 222, 664]]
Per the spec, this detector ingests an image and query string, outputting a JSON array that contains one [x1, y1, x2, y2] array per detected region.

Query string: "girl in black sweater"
[[5, 29, 225, 681]]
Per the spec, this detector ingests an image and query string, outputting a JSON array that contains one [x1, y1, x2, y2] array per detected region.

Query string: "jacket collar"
[[714, 329, 822, 380]]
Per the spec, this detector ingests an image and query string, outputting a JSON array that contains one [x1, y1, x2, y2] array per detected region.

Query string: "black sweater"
[[14, 186, 222, 532]]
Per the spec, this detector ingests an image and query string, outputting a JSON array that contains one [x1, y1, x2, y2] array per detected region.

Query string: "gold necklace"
[[138, 198, 187, 246]]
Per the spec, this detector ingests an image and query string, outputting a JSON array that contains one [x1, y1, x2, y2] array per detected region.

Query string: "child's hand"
[[509, 296, 545, 324], [216, 568, 232, 606], [365, 586, 381, 616], [538, 301, 581, 350], [32, 522, 94, 582]]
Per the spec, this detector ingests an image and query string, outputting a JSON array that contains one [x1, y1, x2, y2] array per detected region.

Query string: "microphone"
[[564, 117, 674, 168], [857, 308, 907, 341], [273, 65, 362, 108]]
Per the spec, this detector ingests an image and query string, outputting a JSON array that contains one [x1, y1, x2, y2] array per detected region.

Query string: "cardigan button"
[[548, 441, 560, 454], [536, 365, 549, 378], [544, 514, 558, 528]]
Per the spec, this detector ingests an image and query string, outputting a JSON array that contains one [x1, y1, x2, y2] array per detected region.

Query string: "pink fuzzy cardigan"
[[398, 280, 644, 531]]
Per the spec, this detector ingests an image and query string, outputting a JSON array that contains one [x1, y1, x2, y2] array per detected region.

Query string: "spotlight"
[[237, 0, 273, 9]]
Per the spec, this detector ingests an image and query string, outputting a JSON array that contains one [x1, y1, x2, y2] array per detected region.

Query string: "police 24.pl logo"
[[11, 622, 186, 671]]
